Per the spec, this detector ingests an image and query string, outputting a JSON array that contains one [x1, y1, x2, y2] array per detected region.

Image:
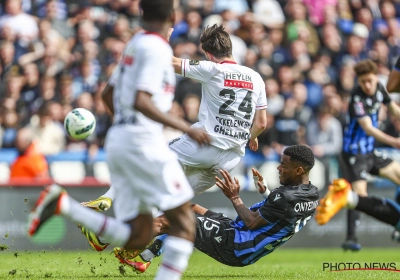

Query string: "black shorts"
[[341, 150, 392, 183], [194, 210, 244, 267]]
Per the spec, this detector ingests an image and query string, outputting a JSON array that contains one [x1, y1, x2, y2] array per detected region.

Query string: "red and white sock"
[[154, 236, 194, 280]]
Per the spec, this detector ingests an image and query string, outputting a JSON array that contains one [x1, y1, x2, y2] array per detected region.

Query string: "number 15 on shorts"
[[198, 216, 220, 234]]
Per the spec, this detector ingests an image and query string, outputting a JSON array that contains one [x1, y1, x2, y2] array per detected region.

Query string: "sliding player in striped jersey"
[[117, 145, 319, 271]]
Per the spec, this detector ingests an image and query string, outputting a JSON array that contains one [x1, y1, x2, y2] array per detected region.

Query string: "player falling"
[[27, 1, 210, 280], [93, 145, 320, 271], [81, 23, 268, 270]]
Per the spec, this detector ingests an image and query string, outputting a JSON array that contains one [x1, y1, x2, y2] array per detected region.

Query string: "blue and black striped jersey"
[[230, 183, 319, 265], [343, 83, 391, 154]]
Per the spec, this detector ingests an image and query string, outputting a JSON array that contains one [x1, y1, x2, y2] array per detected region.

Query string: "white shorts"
[[106, 142, 194, 222], [168, 134, 241, 194]]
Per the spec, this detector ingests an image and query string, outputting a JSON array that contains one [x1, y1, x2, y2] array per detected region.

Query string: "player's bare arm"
[[167, 28, 183, 75], [134, 90, 210, 145], [172, 56, 183, 75], [357, 116, 400, 149], [101, 83, 114, 116], [215, 169, 269, 230], [387, 101, 400, 119], [249, 109, 267, 151], [387, 58, 400, 93]]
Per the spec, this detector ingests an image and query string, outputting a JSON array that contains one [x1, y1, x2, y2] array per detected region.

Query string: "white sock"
[[140, 249, 155, 262], [154, 236, 193, 280], [347, 191, 359, 209], [102, 185, 116, 200], [60, 195, 131, 246]]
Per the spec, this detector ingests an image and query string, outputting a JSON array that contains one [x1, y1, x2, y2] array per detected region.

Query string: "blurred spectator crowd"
[[1, 0, 400, 168]]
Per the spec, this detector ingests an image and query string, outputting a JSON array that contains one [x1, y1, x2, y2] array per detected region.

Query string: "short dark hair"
[[140, 0, 174, 22], [200, 25, 232, 58], [283, 145, 315, 172], [354, 59, 378, 76]]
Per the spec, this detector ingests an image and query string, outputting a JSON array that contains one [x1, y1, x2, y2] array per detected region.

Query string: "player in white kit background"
[[27, 1, 210, 280]]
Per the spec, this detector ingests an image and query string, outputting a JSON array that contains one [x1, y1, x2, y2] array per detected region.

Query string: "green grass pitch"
[[0, 248, 399, 279]]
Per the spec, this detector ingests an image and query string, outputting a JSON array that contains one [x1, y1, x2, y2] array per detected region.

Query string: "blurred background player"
[[340, 59, 400, 251], [27, 1, 210, 280], [316, 178, 400, 237], [115, 145, 319, 272]]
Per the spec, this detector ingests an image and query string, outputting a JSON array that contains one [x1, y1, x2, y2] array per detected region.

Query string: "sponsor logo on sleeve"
[[189, 60, 199, 65], [353, 102, 365, 116]]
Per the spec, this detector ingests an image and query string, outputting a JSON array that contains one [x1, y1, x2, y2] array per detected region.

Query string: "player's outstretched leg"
[[28, 184, 152, 251], [355, 196, 400, 230]]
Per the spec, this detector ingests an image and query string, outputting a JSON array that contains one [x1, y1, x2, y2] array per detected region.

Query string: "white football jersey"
[[181, 59, 267, 155], [107, 31, 175, 146]]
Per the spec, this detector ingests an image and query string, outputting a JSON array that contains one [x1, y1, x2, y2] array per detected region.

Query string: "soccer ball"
[[64, 108, 96, 139]]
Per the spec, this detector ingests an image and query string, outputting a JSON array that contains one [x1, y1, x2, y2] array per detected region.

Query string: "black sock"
[[356, 196, 400, 227], [346, 209, 360, 242]]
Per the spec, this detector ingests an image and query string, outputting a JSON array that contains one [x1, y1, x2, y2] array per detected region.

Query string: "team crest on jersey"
[[224, 72, 253, 90], [353, 102, 365, 116], [123, 56, 134, 65], [189, 60, 199, 65], [122, 47, 135, 65]]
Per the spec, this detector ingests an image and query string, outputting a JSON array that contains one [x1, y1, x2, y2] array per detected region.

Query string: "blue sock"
[[154, 234, 167, 256], [140, 234, 167, 261]]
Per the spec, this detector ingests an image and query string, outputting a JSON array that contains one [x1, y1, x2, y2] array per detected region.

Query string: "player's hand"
[[249, 138, 258, 151], [167, 28, 174, 42], [215, 169, 240, 200], [187, 128, 211, 145], [252, 168, 267, 194]]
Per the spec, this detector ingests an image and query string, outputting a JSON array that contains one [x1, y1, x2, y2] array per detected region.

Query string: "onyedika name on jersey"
[[294, 200, 319, 212], [214, 125, 250, 140], [224, 72, 253, 90]]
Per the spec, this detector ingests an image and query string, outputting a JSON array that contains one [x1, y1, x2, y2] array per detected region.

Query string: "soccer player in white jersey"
[[27, 1, 210, 280], [169, 24, 267, 194], [81, 24, 268, 272]]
